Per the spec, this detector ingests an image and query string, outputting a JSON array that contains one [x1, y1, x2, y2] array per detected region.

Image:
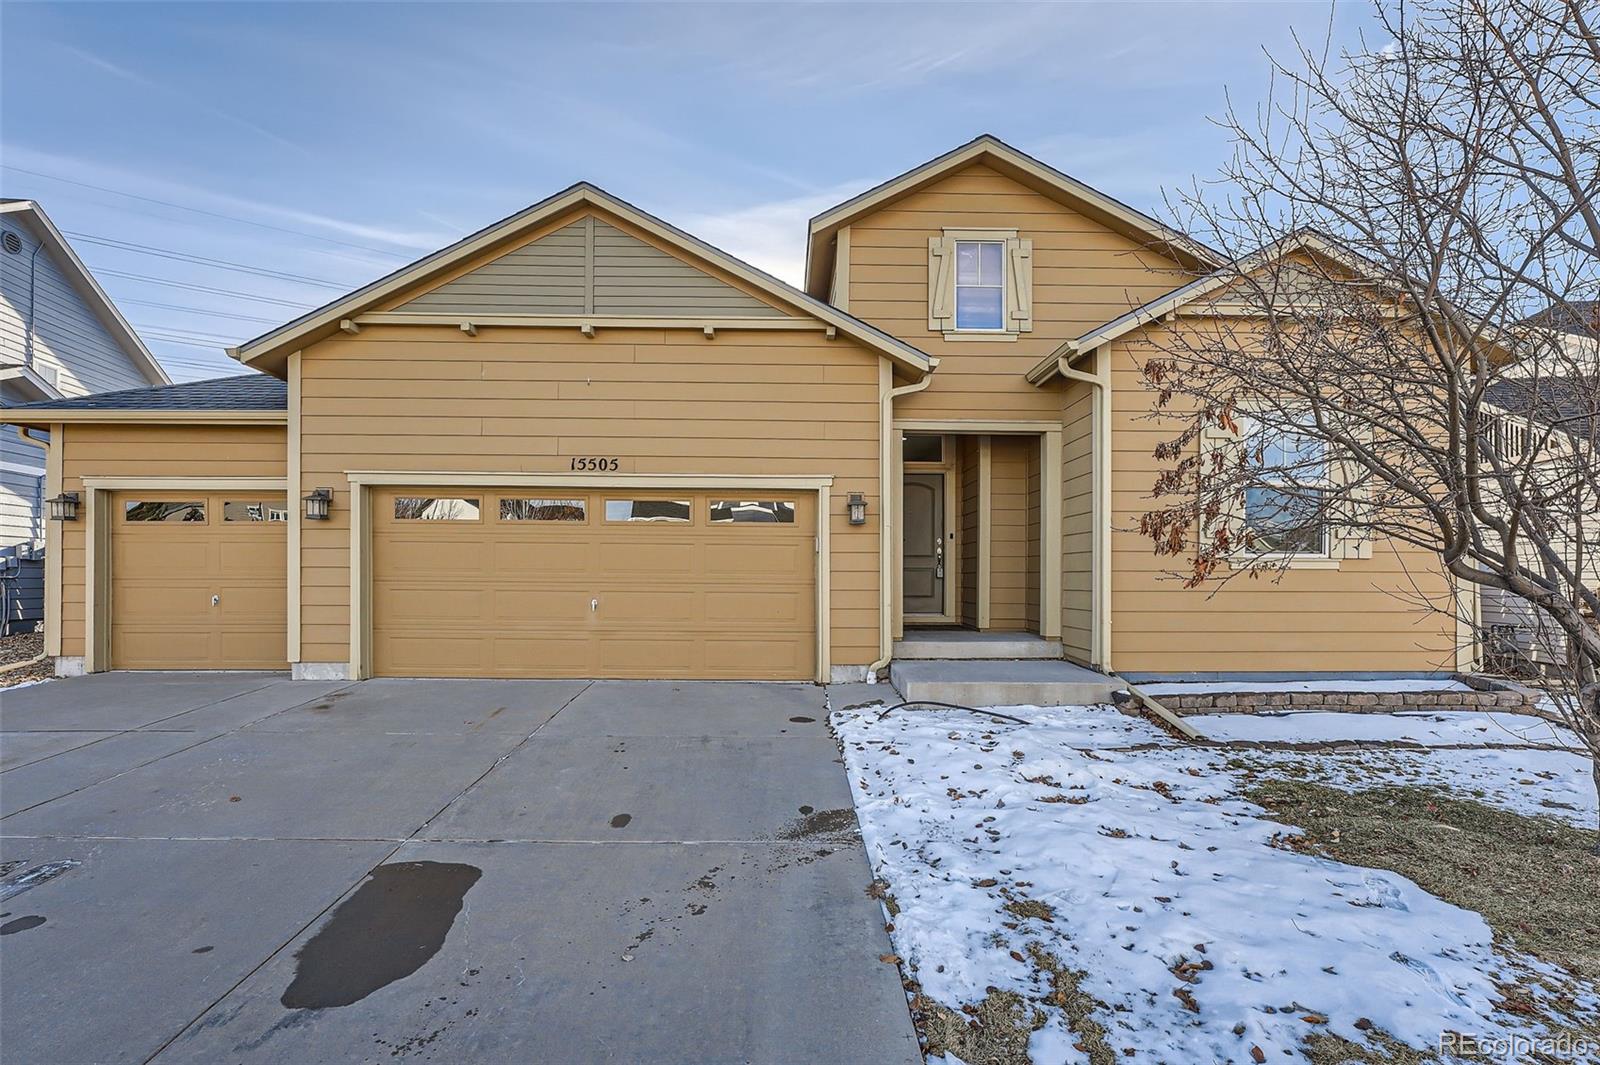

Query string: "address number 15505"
[[570, 457, 620, 471]]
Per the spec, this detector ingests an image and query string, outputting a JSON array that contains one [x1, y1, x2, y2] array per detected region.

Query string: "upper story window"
[[928, 229, 1032, 340], [954, 241, 1005, 330]]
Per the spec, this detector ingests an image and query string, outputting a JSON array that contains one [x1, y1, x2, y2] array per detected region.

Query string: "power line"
[[66, 231, 349, 288], [135, 323, 244, 344], [118, 298, 281, 325], [3, 165, 412, 259], [93, 268, 314, 308]]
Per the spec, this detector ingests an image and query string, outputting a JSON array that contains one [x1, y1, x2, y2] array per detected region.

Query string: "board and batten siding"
[[0, 223, 151, 398], [851, 163, 1190, 422], [398, 215, 786, 319], [1104, 329, 1457, 673], [55, 424, 287, 659], [988, 435, 1033, 631], [959, 436, 979, 625], [296, 325, 884, 670]]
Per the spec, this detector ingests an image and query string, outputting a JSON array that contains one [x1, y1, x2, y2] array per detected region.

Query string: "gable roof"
[[804, 134, 1222, 298], [230, 183, 933, 378], [1025, 230, 1391, 384], [1519, 300, 1600, 339], [0, 200, 170, 388]]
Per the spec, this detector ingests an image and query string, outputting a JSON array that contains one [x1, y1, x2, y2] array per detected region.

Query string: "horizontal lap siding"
[[57, 424, 287, 657], [298, 326, 882, 668], [1105, 332, 1456, 673], [849, 164, 1189, 422], [1061, 381, 1094, 663]]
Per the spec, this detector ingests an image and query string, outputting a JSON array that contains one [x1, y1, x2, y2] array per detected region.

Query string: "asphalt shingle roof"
[[1485, 375, 1598, 429], [5, 374, 285, 412]]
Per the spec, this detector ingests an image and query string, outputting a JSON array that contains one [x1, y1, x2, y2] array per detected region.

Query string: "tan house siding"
[[1025, 443, 1041, 632], [296, 325, 883, 670], [56, 424, 287, 658], [1105, 330, 1457, 673], [850, 163, 1188, 421], [1061, 380, 1095, 663], [989, 435, 1032, 631]]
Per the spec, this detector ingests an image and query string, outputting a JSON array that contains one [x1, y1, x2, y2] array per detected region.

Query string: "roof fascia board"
[[2, 409, 286, 427], [0, 201, 170, 386], [231, 185, 932, 377]]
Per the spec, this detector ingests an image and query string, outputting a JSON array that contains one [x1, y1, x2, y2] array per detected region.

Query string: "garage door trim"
[[79, 476, 289, 672], [347, 471, 835, 682]]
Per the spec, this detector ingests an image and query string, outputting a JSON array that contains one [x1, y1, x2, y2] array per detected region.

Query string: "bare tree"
[[1133, 0, 1600, 806]]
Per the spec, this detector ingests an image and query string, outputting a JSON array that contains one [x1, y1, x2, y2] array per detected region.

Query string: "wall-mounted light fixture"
[[303, 488, 332, 521], [47, 492, 79, 522], [847, 492, 867, 526]]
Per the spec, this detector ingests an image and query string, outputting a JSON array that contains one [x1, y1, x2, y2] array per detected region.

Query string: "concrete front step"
[[889, 659, 1123, 708], [893, 629, 1062, 660]]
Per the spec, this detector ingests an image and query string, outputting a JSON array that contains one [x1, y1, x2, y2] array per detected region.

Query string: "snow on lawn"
[[1238, 745, 1597, 829], [833, 703, 1594, 1064], [1190, 708, 1584, 749]]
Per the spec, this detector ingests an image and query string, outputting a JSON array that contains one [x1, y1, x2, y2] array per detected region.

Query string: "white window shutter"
[[927, 237, 954, 331], [1006, 237, 1033, 332]]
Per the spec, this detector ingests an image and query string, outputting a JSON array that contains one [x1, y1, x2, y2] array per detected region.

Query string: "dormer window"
[[955, 241, 1005, 330], [927, 228, 1033, 340]]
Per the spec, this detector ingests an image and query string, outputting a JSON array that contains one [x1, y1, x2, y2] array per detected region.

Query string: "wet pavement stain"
[[280, 861, 481, 1010], [0, 915, 46, 935], [192, 945, 214, 954], [788, 716, 816, 723], [609, 813, 632, 829]]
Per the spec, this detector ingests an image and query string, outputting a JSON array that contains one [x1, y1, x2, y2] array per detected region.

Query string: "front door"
[[903, 473, 946, 615]]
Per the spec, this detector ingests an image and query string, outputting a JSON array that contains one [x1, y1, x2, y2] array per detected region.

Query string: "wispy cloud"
[[678, 182, 868, 287], [1, 145, 451, 253], [59, 43, 311, 158]]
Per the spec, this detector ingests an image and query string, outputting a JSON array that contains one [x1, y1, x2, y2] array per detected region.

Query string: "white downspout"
[[866, 370, 933, 682], [1055, 349, 1113, 672]]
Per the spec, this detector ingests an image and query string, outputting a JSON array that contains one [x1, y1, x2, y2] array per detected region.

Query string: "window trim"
[[934, 227, 1023, 342]]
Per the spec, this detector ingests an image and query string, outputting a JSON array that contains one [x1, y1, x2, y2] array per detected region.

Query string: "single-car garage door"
[[110, 492, 289, 670], [371, 488, 817, 679]]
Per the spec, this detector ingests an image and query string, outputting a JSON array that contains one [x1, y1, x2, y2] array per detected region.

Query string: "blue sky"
[[2, 2, 1368, 382]]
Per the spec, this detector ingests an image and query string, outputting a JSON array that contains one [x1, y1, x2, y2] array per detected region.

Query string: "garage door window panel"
[[500, 497, 587, 522], [125, 500, 206, 523], [394, 496, 481, 521], [710, 500, 796, 524], [223, 501, 289, 522], [605, 499, 691, 523]]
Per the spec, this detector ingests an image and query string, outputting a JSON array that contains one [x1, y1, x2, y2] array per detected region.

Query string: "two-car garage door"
[[370, 487, 817, 680]]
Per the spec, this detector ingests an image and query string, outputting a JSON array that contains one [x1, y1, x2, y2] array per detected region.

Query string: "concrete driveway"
[[0, 674, 919, 1065]]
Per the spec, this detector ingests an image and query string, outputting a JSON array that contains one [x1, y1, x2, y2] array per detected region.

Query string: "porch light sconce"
[[847, 492, 867, 526], [47, 492, 79, 522], [303, 488, 332, 521]]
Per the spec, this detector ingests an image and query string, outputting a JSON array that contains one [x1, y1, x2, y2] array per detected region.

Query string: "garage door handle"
[[591, 598, 598, 613], [212, 595, 220, 606]]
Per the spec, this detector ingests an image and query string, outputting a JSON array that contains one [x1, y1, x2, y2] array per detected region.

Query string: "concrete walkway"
[[0, 674, 919, 1064]]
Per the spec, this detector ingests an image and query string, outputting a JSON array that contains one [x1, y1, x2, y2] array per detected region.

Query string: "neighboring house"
[[8, 136, 1473, 681], [1479, 364, 1600, 673], [0, 200, 169, 634]]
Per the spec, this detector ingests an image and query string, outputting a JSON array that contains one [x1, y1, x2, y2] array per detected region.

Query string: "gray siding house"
[[0, 200, 169, 633]]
